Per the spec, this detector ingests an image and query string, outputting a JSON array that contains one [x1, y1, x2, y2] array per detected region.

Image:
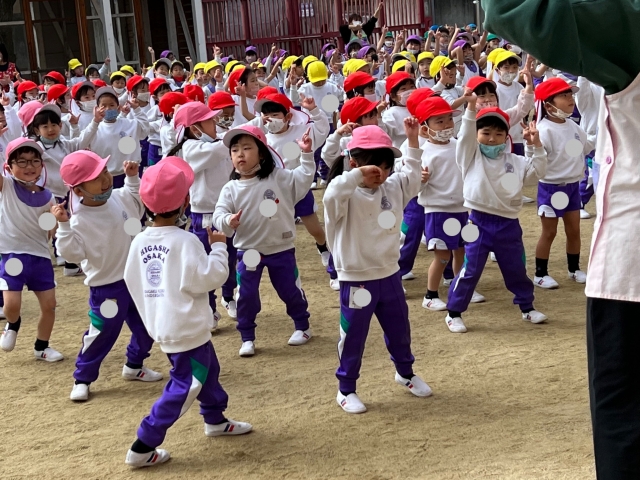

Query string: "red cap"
[[415, 97, 459, 124], [140, 156, 195, 214], [208, 91, 236, 110], [254, 93, 292, 113], [257, 86, 279, 100], [183, 84, 205, 103], [467, 76, 496, 92], [385, 72, 412, 95], [476, 107, 510, 129], [5, 138, 43, 164], [44, 71, 66, 85], [60, 150, 110, 187], [223, 124, 268, 148], [227, 67, 246, 95], [343, 71, 375, 93], [406, 87, 437, 116], [149, 78, 168, 96], [92, 79, 107, 88], [340, 97, 377, 125], [47, 84, 70, 102], [16, 81, 38, 96], [347, 125, 402, 157], [158, 92, 189, 116], [534, 77, 579, 102], [126, 75, 147, 92], [71, 81, 95, 100]]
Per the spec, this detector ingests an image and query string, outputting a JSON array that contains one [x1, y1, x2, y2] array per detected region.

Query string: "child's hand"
[[271, 43, 278, 55], [275, 56, 285, 67], [229, 209, 243, 229], [173, 103, 181, 116], [297, 127, 312, 153], [213, 45, 221, 57], [404, 116, 420, 146], [51, 201, 69, 222], [0, 92, 9, 107], [0, 126, 8, 137], [337, 121, 358, 136], [104, 56, 111, 65], [235, 82, 247, 97], [376, 100, 387, 114], [123, 161, 139, 176], [522, 120, 541, 146], [299, 93, 316, 111], [120, 103, 131, 116], [207, 227, 226, 245], [466, 92, 478, 110], [358, 165, 383, 188], [421, 166, 431, 184], [129, 97, 140, 110], [70, 113, 79, 125], [148, 46, 154, 54], [440, 66, 456, 85], [213, 68, 223, 84], [329, 63, 340, 75], [185, 56, 192, 64], [93, 106, 106, 122]]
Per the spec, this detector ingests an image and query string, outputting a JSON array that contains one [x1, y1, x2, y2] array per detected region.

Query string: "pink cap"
[[347, 125, 402, 158], [222, 125, 268, 148], [60, 150, 110, 187], [140, 156, 194, 213], [174, 102, 221, 129], [18, 102, 61, 128], [5, 137, 43, 164]]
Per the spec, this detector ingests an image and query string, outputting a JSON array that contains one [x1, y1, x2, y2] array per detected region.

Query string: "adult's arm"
[[362, 15, 378, 37], [481, 0, 640, 94]]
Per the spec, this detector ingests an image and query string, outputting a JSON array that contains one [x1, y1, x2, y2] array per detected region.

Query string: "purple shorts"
[[294, 190, 317, 218], [0, 253, 55, 292], [537, 181, 581, 218], [424, 211, 469, 251]]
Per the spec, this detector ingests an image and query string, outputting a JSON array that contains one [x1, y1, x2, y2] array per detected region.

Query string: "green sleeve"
[[481, 0, 640, 94]]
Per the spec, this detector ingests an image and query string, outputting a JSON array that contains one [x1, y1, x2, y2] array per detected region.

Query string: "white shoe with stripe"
[[395, 372, 433, 397], [337, 391, 367, 414], [204, 419, 253, 437], [288, 328, 312, 346], [122, 365, 163, 382], [125, 449, 171, 468]]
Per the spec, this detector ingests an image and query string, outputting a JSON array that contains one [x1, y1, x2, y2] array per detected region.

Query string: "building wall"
[[433, 0, 477, 26]]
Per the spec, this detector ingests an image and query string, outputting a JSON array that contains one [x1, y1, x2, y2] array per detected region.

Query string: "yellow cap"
[[302, 55, 319, 70], [193, 62, 206, 73], [225, 60, 240, 74], [110, 71, 127, 82], [417, 52, 434, 64], [307, 61, 328, 83], [429, 55, 455, 79], [487, 48, 506, 66], [392, 59, 411, 73], [342, 59, 369, 76], [204, 60, 221, 74], [120, 65, 136, 76], [493, 50, 521, 68], [399, 51, 417, 63], [282, 55, 301, 71], [251, 61, 266, 71], [68, 58, 82, 71]]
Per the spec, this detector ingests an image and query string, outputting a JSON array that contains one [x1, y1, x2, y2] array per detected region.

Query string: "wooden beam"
[[175, 0, 196, 61]]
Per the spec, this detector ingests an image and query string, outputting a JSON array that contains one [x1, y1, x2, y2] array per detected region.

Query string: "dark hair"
[[75, 85, 95, 101], [348, 13, 362, 23], [86, 67, 99, 76], [166, 125, 198, 157], [0, 104, 5, 113], [327, 147, 395, 184], [239, 66, 254, 85], [0, 43, 9, 63], [260, 101, 288, 116], [133, 79, 149, 94], [496, 57, 519, 69], [473, 82, 497, 97], [228, 134, 276, 180], [438, 26, 450, 35], [389, 78, 414, 107], [229, 62, 245, 73], [345, 80, 376, 99], [8, 146, 42, 165], [347, 43, 360, 55], [154, 83, 172, 98], [29, 110, 62, 138], [476, 116, 509, 134], [145, 205, 182, 221], [97, 92, 119, 105]]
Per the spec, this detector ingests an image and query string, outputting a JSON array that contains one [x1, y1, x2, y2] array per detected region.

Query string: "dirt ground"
[[0, 185, 595, 480]]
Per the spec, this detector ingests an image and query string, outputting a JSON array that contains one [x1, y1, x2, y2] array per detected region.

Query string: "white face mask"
[[80, 99, 97, 111], [60, 100, 71, 111], [114, 87, 126, 95], [364, 93, 377, 103], [477, 100, 498, 109], [136, 92, 150, 103], [24, 95, 38, 102], [499, 71, 517, 84], [352, 21, 362, 27], [407, 48, 420, 55], [545, 103, 573, 120], [384, 40, 393, 47], [264, 116, 286, 134], [398, 90, 414, 106], [426, 125, 454, 142]]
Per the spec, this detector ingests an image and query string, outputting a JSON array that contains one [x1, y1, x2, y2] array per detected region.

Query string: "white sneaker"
[[522, 310, 548, 324], [329, 279, 340, 291], [212, 310, 222, 330], [568, 270, 587, 284], [56, 256, 66, 266], [0, 323, 16, 352], [442, 278, 452, 287], [445, 315, 467, 333], [490, 252, 497, 262], [533, 275, 559, 289], [422, 297, 447, 311], [221, 299, 237, 319], [403, 285, 407, 295], [122, 365, 163, 382], [204, 419, 253, 437], [0, 307, 5, 320], [125, 449, 171, 468], [336, 391, 366, 414], [63, 266, 83, 277], [288, 328, 312, 346], [70, 383, 90, 401], [34, 347, 64, 362], [320, 251, 330, 267], [580, 209, 592, 219], [402, 271, 416, 281], [310, 182, 318, 190], [522, 195, 534, 204], [470, 291, 486, 303], [239, 341, 255, 357], [395, 372, 433, 397], [319, 179, 327, 187]]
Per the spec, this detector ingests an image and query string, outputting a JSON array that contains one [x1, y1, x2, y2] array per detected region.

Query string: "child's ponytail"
[[166, 137, 187, 158], [326, 154, 347, 184]]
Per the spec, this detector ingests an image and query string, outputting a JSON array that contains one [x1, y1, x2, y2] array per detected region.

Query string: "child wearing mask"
[[72, 81, 97, 131], [245, 46, 258, 64], [431, 55, 469, 135], [110, 71, 128, 106], [208, 91, 237, 137], [381, 72, 415, 147], [416, 52, 435, 88], [125, 76, 153, 171], [493, 50, 527, 154], [405, 35, 423, 57]]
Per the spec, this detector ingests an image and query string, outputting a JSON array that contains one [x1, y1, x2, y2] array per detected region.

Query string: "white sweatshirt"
[[504, 90, 535, 128], [0, 107, 23, 163], [213, 152, 315, 255], [180, 139, 233, 213], [297, 82, 344, 123], [432, 82, 465, 135], [124, 226, 229, 354], [575, 76, 603, 142], [90, 108, 150, 175], [495, 81, 525, 143], [160, 120, 177, 157], [381, 105, 410, 148], [55, 175, 144, 287], [321, 130, 350, 170], [324, 146, 423, 282], [416, 77, 435, 89], [537, 117, 593, 184], [77, 109, 94, 131], [456, 109, 547, 219], [143, 105, 163, 146]]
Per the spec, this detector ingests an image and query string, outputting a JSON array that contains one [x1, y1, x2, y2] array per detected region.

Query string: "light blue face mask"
[[479, 143, 507, 159], [79, 186, 113, 202], [104, 109, 120, 122], [196, 127, 217, 143], [40, 135, 59, 146]]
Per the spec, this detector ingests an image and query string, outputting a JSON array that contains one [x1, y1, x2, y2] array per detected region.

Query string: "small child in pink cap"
[[52, 150, 163, 402], [0, 138, 62, 362], [123, 156, 252, 469]]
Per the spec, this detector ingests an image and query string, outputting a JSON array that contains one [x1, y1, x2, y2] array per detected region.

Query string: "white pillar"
[[192, 0, 208, 61], [101, 0, 119, 70]]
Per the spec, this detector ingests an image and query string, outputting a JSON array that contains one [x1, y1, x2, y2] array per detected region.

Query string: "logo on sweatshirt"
[[574, 133, 581, 141], [505, 162, 514, 173], [263, 189, 280, 204], [147, 260, 163, 287], [122, 211, 128, 221], [119, 131, 127, 138], [381, 196, 392, 210]]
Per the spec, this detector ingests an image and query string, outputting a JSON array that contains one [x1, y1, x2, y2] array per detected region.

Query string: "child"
[[15, 81, 40, 109], [170, 60, 186, 89], [72, 81, 97, 131], [416, 52, 435, 88], [493, 50, 526, 154], [47, 84, 75, 139], [343, 71, 377, 101], [90, 87, 150, 188], [43, 71, 66, 91], [381, 72, 415, 147], [213, 125, 315, 357], [203, 61, 224, 96], [125, 75, 152, 171], [149, 78, 171, 108], [68, 58, 87, 86], [158, 92, 188, 157], [153, 58, 175, 88], [120, 65, 137, 79], [323, 121, 432, 414], [85, 62, 110, 82], [124, 156, 252, 468], [54, 151, 162, 401], [405, 35, 423, 57], [533, 78, 594, 288], [171, 102, 238, 321], [183, 84, 205, 103], [430, 56, 468, 135], [110, 71, 128, 106], [229, 67, 259, 124], [208, 91, 237, 137], [451, 38, 483, 87], [245, 46, 258, 64], [0, 138, 62, 361], [445, 99, 548, 333]]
